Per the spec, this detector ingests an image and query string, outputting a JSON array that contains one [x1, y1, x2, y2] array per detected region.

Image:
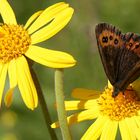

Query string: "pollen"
[[97, 86, 140, 121], [0, 24, 31, 63]]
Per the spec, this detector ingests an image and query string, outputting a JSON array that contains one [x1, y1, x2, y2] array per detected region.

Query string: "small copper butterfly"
[[95, 23, 140, 97]]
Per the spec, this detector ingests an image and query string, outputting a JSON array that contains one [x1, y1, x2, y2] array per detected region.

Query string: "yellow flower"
[[52, 81, 140, 140], [0, 0, 76, 110]]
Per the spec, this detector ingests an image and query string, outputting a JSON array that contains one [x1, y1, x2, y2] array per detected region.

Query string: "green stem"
[[55, 69, 72, 140], [30, 67, 58, 140]]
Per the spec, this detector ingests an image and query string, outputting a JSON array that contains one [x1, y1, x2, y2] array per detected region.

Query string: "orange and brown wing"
[[95, 23, 140, 94], [116, 33, 140, 91], [95, 23, 124, 85]]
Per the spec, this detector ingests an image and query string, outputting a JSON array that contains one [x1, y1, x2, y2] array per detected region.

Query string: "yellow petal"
[[119, 119, 135, 140], [135, 128, 140, 140], [100, 119, 118, 140], [72, 88, 100, 100], [0, 0, 17, 24], [24, 10, 43, 29], [8, 59, 17, 88], [4, 88, 14, 107], [51, 109, 99, 128], [27, 2, 67, 34], [131, 80, 140, 96], [107, 80, 113, 89], [0, 63, 8, 106], [4, 59, 17, 107], [65, 99, 98, 110], [134, 116, 140, 128], [81, 116, 107, 140], [31, 7, 74, 44], [25, 45, 76, 68], [16, 56, 38, 110], [134, 115, 140, 139], [125, 117, 137, 140]]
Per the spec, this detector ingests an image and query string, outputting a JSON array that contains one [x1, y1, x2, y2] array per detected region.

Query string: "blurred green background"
[[1, 0, 140, 140]]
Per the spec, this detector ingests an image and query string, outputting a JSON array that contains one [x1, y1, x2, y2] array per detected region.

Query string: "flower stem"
[[30, 66, 58, 140], [55, 69, 72, 140]]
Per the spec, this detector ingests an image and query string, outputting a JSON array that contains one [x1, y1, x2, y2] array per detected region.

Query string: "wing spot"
[[102, 36, 108, 43], [114, 38, 118, 44], [129, 43, 133, 47], [109, 35, 113, 40]]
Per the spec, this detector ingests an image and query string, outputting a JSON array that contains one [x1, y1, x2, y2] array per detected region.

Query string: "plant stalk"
[[30, 66, 58, 140], [55, 69, 71, 140]]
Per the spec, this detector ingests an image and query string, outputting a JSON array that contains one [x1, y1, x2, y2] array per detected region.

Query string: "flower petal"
[[16, 56, 38, 110], [0, 63, 8, 106], [8, 59, 17, 88], [119, 119, 135, 140], [30, 6, 74, 44], [81, 116, 107, 140], [72, 88, 100, 100], [131, 80, 140, 96], [4, 88, 14, 107], [27, 2, 67, 34], [134, 115, 140, 139], [0, 0, 17, 24], [4, 59, 17, 107], [125, 117, 138, 140], [51, 109, 99, 128], [100, 119, 118, 140], [135, 128, 140, 140], [25, 45, 76, 68], [65, 99, 98, 110], [134, 116, 140, 128], [24, 10, 43, 29], [107, 80, 113, 89]]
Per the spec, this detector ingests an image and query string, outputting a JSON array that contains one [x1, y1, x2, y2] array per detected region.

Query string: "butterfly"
[[95, 23, 140, 97]]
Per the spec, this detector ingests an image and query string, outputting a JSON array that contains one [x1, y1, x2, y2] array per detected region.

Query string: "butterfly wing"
[[95, 23, 124, 86], [95, 23, 140, 94], [114, 33, 140, 90]]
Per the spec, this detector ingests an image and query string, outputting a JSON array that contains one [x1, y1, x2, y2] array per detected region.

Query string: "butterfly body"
[[95, 23, 140, 97]]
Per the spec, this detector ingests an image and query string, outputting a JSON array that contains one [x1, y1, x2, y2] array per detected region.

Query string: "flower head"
[[52, 81, 140, 139], [0, 0, 76, 110]]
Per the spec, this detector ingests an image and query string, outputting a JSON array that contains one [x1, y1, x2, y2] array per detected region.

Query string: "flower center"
[[97, 86, 140, 121], [0, 24, 31, 63]]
